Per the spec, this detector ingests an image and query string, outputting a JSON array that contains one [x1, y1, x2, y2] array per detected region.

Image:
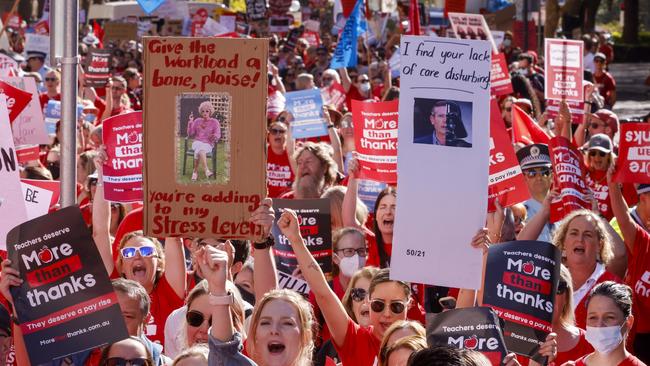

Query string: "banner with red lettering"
[[102, 111, 143, 203], [482, 241, 560, 363], [0, 80, 32, 124], [614, 123, 650, 184], [488, 99, 529, 212], [490, 53, 513, 97], [427, 307, 507, 366], [84, 49, 112, 88], [549, 136, 590, 222], [544, 39, 583, 102], [6, 206, 128, 365], [352, 100, 398, 183]]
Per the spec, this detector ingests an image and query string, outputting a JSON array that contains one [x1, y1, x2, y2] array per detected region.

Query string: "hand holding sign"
[[0, 259, 22, 305]]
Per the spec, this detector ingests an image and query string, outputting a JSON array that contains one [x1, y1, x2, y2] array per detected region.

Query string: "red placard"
[[544, 39, 584, 102], [33, 20, 49, 35], [549, 136, 590, 222], [352, 100, 398, 183], [303, 30, 321, 47], [20, 179, 60, 209], [0, 81, 32, 124], [190, 8, 209, 36], [102, 111, 143, 203], [321, 82, 346, 111], [490, 53, 513, 97], [614, 123, 650, 184], [488, 99, 530, 212], [15, 145, 40, 164], [546, 99, 585, 125]]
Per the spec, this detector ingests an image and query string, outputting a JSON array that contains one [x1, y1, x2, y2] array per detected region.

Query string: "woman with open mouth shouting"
[[202, 245, 315, 366], [277, 208, 413, 366], [93, 150, 187, 346]]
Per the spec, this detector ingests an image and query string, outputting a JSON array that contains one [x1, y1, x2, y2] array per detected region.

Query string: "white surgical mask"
[[338, 253, 362, 277], [359, 82, 371, 93], [503, 39, 512, 47], [585, 324, 625, 355]]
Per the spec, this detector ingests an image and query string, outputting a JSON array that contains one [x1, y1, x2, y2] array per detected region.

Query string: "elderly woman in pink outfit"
[[187, 101, 221, 181]]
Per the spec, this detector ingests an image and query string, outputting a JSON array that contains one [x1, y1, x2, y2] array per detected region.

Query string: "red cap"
[[593, 109, 619, 136]]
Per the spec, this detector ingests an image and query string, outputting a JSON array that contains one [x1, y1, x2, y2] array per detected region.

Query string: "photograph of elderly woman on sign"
[[176, 93, 231, 184]]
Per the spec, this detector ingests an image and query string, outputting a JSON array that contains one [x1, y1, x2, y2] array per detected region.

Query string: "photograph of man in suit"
[[414, 100, 472, 148]]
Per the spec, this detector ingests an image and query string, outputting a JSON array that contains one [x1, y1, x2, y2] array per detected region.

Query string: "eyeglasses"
[[350, 288, 367, 302], [589, 150, 608, 157], [269, 128, 286, 135], [321, 77, 333, 82], [557, 281, 568, 295], [186, 310, 211, 327], [370, 299, 407, 314], [45, 77, 58, 82], [104, 357, 152, 366], [337, 247, 369, 257], [120, 246, 157, 259], [112, 86, 125, 91], [524, 168, 551, 178], [504, 107, 512, 112], [358, 79, 370, 84]]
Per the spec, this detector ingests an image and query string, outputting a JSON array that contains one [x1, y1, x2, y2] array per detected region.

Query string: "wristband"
[[327, 124, 335, 129], [253, 235, 275, 250], [209, 291, 234, 306]]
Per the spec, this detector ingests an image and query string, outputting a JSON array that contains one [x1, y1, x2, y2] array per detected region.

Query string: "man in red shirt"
[[593, 52, 616, 109]]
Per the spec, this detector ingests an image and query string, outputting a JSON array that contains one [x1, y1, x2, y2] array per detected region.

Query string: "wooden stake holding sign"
[[143, 37, 268, 240]]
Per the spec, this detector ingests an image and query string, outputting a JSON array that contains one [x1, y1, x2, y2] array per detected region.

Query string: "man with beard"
[[281, 142, 339, 199]]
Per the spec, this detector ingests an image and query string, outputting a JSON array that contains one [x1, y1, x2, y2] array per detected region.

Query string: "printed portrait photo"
[[176, 93, 231, 184], [412, 98, 473, 148]]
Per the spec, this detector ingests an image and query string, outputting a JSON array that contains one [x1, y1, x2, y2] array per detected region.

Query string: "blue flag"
[[137, 0, 166, 14], [330, 0, 363, 69]]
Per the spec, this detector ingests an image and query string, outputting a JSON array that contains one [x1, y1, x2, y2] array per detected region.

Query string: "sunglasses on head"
[[186, 310, 211, 327], [350, 288, 367, 302], [589, 150, 607, 157], [269, 128, 286, 135], [370, 299, 407, 314], [524, 168, 551, 178], [104, 357, 152, 366], [557, 281, 568, 295], [120, 246, 156, 259]]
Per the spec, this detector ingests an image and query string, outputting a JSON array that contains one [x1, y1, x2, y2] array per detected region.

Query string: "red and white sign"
[[102, 111, 143, 203], [20, 179, 60, 210], [15, 145, 39, 164], [0, 80, 32, 124], [545, 39, 584, 102], [490, 53, 512, 97], [353, 100, 398, 183], [303, 30, 321, 47], [549, 136, 590, 223], [321, 82, 346, 111], [21, 181, 53, 219], [614, 123, 650, 184], [488, 99, 529, 212], [0, 54, 18, 77], [448, 13, 497, 53], [546, 99, 585, 125]]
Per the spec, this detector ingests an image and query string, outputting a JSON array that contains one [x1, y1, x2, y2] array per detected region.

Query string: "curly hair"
[[552, 209, 614, 265], [198, 101, 215, 116], [293, 142, 339, 187]]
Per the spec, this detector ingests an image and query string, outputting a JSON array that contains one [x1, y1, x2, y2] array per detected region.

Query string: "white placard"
[[4, 77, 49, 146], [0, 96, 28, 250], [391, 36, 491, 290], [21, 182, 53, 219]]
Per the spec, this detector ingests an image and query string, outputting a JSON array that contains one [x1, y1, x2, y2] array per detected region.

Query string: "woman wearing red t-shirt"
[[562, 281, 647, 366], [39, 69, 61, 110], [266, 121, 295, 198], [93, 153, 186, 345], [610, 179, 650, 363], [278, 209, 412, 366]]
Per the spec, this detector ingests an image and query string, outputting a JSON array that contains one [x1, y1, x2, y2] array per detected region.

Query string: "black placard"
[[84, 48, 112, 88], [6, 206, 128, 365], [482, 240, 560, 364]]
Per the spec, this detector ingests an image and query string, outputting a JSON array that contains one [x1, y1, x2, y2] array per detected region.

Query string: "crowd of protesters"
[[0, 1, 649, 366]]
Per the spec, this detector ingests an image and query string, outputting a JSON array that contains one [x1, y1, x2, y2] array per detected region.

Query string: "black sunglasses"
[[589, 150, 607, 157], [524, 168, 551, 178], [557, 281, 568, 295], [269, 128, 286, 135], [350, 288, 367, 302], [104, 358, 152, 366], [186, 310, 211, 327], [370, 299, 406, 314], [45, 77, 58, 82]]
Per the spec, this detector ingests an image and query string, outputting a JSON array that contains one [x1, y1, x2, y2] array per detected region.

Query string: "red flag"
[[93, 20, 104, 48], [0, 80, 32, 124], [512, 104, 550, 145], [409, 0, 421, 35]]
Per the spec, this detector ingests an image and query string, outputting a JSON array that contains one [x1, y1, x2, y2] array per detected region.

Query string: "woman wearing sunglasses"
[[562, 281, 646, 366], [99, 336, 154, 366], [277, 209, 412, 366], [93, 152, 187, 345], [266, 120, 296, 198]]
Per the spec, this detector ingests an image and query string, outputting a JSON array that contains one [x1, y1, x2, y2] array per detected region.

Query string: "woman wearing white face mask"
[[562, 281, 646, 366]]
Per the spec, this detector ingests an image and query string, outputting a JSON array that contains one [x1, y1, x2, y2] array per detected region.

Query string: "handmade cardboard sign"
[[448, 13, 497, 53], [102, 111, 143, 203], [104, 22, 138, 42], [21, 178, 60, 210], [277, 270, 310, 295], [391, 35, 491, 290], [544, 39, 583, 102], [3, 77, 49, 146], [352, 100, 398, 183], [84, 49, 112, 88], [427, 307, 508, 365], [143, 37, 268, 240], [549, 136, 590, 222], [0, 79, 32, 124], [0, 98, 27, 250], [21, 181, 54, 219], [285, 89, 327, 139], [490, 53, 513, 97], [6, 207, 129, 365], [271, 198, 332, 277], [482, 241, 560, 363], [614, 123, 650, 184], [488, 98, 529, 212]]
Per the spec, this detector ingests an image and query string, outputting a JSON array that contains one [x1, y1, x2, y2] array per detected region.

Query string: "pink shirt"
[[187, 117, 221, 144]]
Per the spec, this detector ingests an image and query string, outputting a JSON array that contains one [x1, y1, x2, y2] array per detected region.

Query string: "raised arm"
[[285, 114, 297, 174], [92, 149, 115, 275], [517, 189, 557, 241], [338, 67, 352, 93], [342, 155, 362, 227], [101, 80, 113, 121], [277, 209, 351, 347], [163, 237, 187, 299], [324, 108, 344, 173], [249, 198, 279, 300], [607, 162, 637, 250]]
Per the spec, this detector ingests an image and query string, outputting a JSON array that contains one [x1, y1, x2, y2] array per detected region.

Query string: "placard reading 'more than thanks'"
[[143, 37, 268, 240], [391, 36, 491, 290]]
